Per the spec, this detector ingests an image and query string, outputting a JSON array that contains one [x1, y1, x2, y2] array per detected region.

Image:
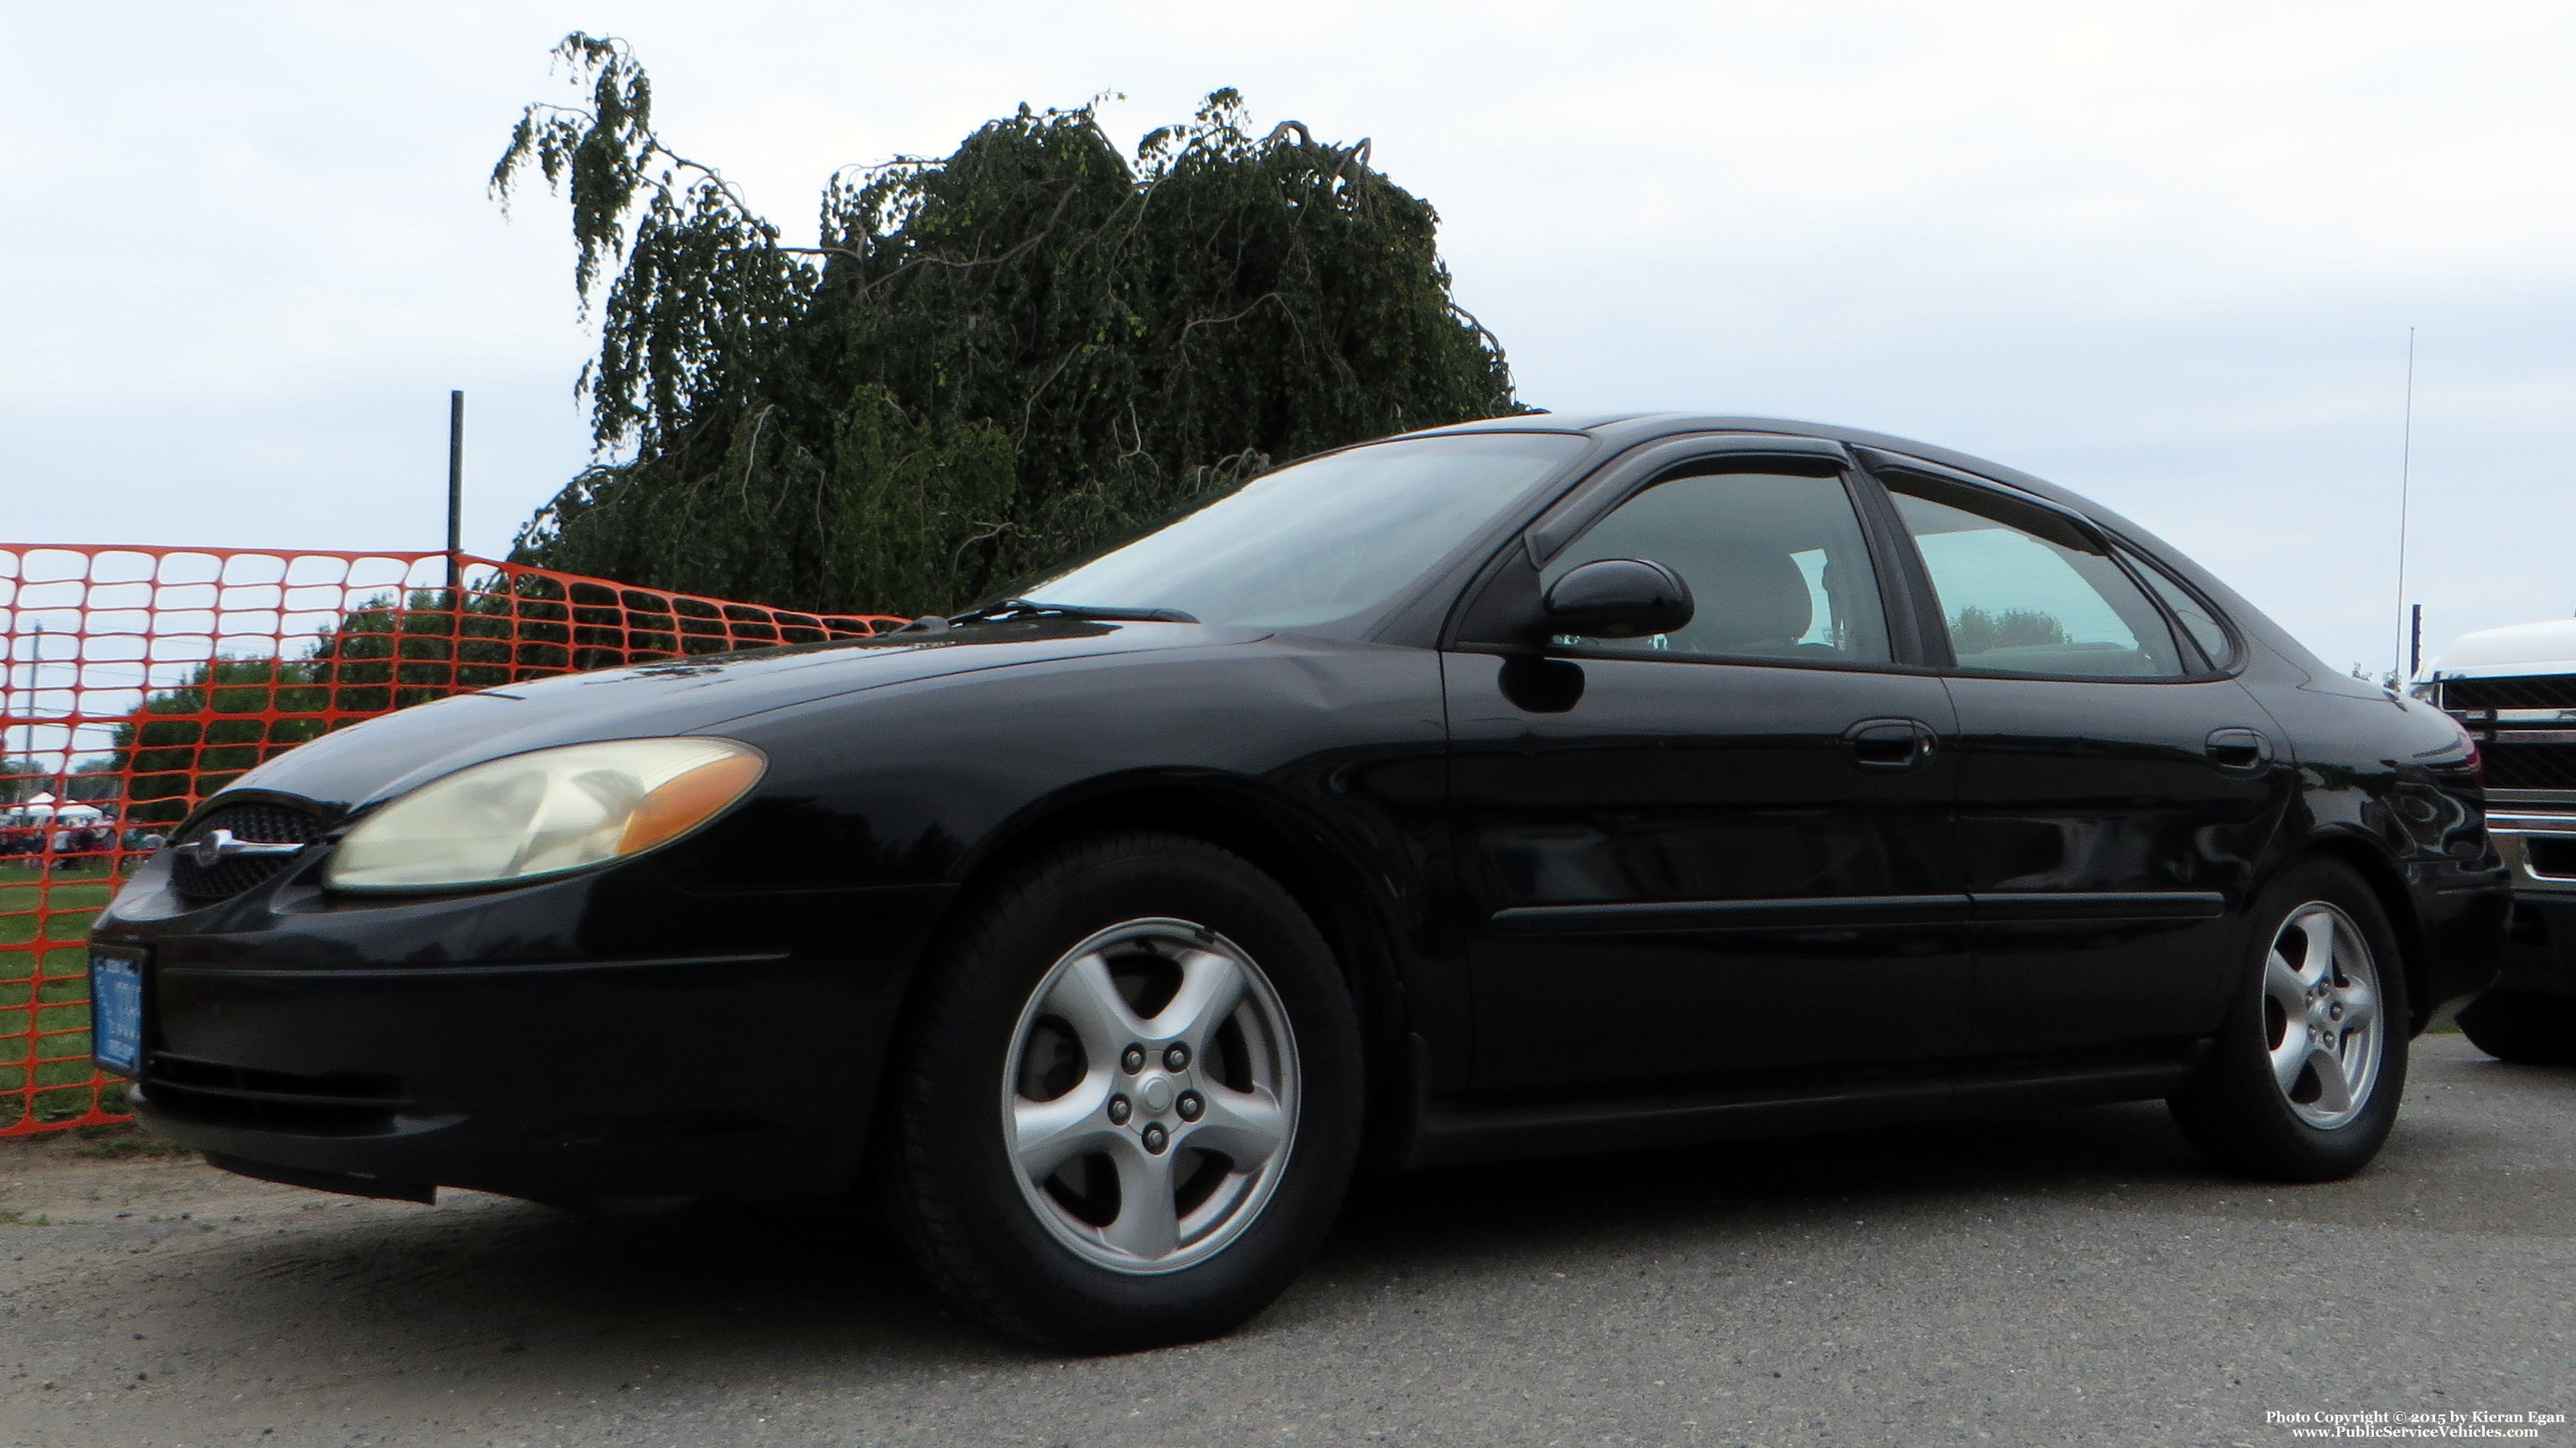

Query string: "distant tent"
[[2, 794, 105, 826]]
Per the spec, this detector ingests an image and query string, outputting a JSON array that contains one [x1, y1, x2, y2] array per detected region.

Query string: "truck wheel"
[[875, 831, 1362, 1351], [2169, 861, 2409, 1182], [2456, 990, 2576, 1065]]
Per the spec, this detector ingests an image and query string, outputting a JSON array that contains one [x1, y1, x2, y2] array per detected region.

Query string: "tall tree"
[[494, 34, 1520, 617]]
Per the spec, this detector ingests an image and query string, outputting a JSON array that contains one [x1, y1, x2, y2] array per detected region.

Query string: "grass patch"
[[1, 871, 129, 1132], [1, 873, 115, 949], [0, 1067, 127, 1132], [70, 1122, 191, 1160]]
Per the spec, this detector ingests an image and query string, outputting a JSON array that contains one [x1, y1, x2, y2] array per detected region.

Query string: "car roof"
[[1413, 409, 2329, 672], [1398, 409, 2335, 684], [1413, 411, 2084, 514]]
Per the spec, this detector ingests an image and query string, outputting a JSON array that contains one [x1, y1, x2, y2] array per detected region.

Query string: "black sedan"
[[91, 413, 2503, 1349]]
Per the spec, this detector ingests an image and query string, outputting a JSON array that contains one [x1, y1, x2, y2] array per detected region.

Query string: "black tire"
[[2168, 860, 2411, 1182], [2457, 990, 2576, 1065], [874, 831, 1363, 1351]]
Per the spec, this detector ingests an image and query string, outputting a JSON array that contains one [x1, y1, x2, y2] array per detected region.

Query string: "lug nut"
[[1107, 1095, 1132, 1125], [1176, 1091, 1204, 1122], [1163, 1043, 1191, 1072], [1120, 1044, 1146, 1074], [1141, 1123, 1169, 1154]]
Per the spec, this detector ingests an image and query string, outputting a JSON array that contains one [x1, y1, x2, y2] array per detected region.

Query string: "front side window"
[[1026, 432, 1590, 629], [1541, 462, 1892, 664], [1887, 474, 2185, 679]]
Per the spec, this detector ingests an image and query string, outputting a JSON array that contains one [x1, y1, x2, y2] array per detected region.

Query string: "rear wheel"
[[2169, 861, 2409, 1181], [876, 832, 1362, 1351], [2456, 990, 2576, 1065]]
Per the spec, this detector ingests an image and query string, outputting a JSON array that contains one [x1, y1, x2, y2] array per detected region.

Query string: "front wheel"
[[2168, 861, 2409, 1182], [875, 832, 1362, 1351]]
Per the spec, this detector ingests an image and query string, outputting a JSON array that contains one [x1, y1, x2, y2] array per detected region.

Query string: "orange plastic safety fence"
[[0, 545, 903, 1135]]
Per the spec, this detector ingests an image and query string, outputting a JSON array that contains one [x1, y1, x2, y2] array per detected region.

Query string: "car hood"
[[214, 618, 1260, 821]]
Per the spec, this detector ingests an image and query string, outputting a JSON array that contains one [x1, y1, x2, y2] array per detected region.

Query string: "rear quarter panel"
[[2245, 657, 2504, 1026]]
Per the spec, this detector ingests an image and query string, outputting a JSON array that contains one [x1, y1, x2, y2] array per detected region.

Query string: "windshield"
[[1024, 432, 1590, 629]]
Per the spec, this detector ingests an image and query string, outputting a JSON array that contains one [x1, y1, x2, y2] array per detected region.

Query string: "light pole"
[[447, 389, 466, 598]]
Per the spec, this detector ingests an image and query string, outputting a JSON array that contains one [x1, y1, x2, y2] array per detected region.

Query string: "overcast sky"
[[5, 1, 2571, 677]]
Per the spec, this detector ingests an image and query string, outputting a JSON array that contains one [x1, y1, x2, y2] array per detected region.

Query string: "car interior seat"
[[1667, 547, 1822, 656]]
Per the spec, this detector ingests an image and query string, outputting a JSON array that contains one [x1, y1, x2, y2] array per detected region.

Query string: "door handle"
[[2206, 727, 2272, 768], [1844, 718, 1936, 768]]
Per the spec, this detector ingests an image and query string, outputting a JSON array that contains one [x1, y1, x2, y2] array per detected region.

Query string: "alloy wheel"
[[2259, 901, 2385, 1129], [1002, 918, 1300, 1274]]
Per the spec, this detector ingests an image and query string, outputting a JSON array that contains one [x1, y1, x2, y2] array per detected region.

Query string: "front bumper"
[[2483, 809, 2576, 999], [94, 853, 953, 1204], [2495, 894, 2576, 1000]]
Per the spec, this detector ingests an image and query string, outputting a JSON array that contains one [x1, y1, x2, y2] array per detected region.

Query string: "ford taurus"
[[91, 413, 2505, 1349]]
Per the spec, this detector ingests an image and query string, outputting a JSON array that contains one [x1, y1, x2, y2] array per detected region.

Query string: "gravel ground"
[[0, 1035, 2569, 1448]]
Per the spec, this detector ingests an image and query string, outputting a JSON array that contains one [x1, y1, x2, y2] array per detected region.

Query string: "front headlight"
[[323, 737, 765, 893]]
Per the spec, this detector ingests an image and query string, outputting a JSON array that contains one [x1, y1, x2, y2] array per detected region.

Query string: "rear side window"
[[1885, 474, 2187, 679], [2119, 547, 2235, 670]]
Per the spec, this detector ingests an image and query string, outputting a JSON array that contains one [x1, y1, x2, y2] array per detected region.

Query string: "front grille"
[[168, 802, 323, 903], [140, 1055, 405, 1135], [2481, 744, 2576, 792], [2434, 676, 2576, 792], [2443, 674, 2576, 712]]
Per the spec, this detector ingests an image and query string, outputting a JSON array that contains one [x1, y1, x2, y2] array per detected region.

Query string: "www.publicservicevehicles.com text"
[[2269, 1410, 2565, 1439]]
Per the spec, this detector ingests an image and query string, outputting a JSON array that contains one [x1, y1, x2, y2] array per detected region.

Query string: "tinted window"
[[2121, 547, 2234, 670], [1888, 475, 2185, 679], [1027, 433, 1589, 629], [1542, 462, 1892, 664]]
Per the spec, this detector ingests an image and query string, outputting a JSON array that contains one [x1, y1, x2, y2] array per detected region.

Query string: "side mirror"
[[1542, 559, 1694, 639]]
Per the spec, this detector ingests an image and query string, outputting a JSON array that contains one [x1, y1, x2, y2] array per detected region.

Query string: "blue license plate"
[[89, 950, 144, 1077]]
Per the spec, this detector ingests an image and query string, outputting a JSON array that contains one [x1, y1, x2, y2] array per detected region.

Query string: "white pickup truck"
[[2419, 618, 2576, 1063]]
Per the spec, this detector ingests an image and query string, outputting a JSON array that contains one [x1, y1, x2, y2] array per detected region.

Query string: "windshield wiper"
[[896, 599, 1199, 634]]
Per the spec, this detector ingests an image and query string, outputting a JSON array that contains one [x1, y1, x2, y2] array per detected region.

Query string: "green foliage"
[[95, 570, 892, 821], [107, 656, 333, 821], [102, 585, 623, 817], [0, 759, 47, 804], [494, 35, 1520, 617], [308, 588, 520, 714], [1951, 606, 2072, 655], [100, 595, 481, 818], [63, 758, 123, 802]]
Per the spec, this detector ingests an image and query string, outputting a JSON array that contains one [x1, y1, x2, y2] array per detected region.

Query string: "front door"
[[1447, 448, 1971, 1099], [1873, 463, 2292, 1059]]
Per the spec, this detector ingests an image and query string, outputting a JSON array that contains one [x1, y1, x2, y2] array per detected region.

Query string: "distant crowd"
[[0, 824, 163, 865]]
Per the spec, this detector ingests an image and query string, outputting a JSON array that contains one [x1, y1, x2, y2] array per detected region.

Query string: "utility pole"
[[2394, 329, 2416, 684], [25, 619, 38, 772], [0, 619, 14, 801], [446, 389, 466, 597]]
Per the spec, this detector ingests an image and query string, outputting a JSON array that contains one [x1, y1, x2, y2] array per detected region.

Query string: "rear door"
[[1445, 438, 1972, 1098], [1864, 456, 2292, 1058]]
